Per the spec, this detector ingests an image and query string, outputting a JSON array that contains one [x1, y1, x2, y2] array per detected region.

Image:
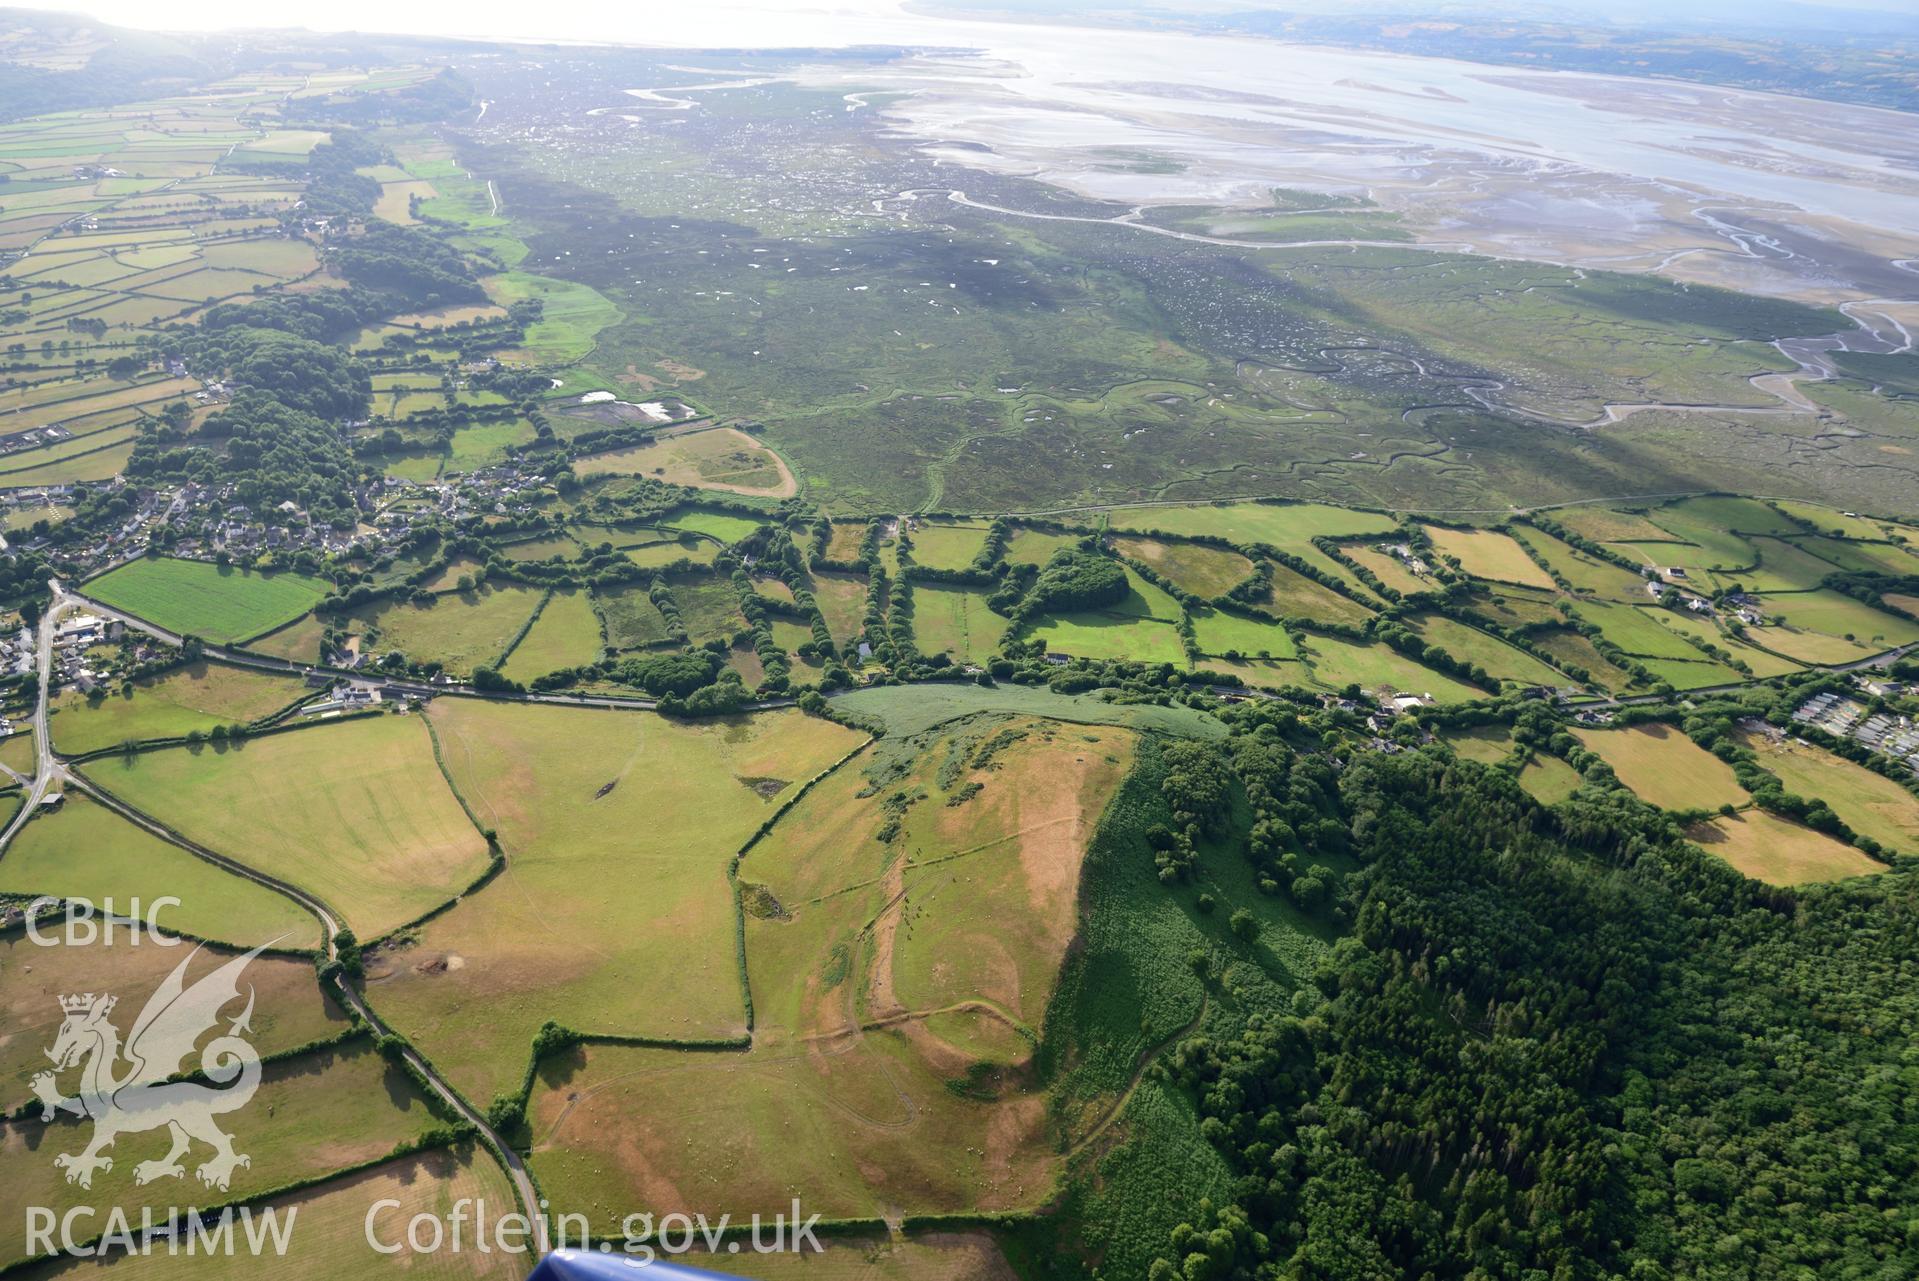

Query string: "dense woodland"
[[1095, 703, 1919, 1281]]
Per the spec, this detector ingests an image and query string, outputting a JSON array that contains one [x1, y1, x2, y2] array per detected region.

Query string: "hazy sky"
[[28, 0, 1918, 44]]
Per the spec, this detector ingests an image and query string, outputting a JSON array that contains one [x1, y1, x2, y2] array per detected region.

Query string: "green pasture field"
[[1466, 587, 1566, 630], [1198, 654, 1312, 689], [244, 611, 327, 663], [50, 660, 304, 755], [433, 420, 535, 473], [1029, 612, 1187, 665], [1105, 502, 1395, 550], [501, 588, 603, 681], [351, 584, 546, 676], [0, 793, 318, 947], [1572, 601, 1708, 661], [0, 1041, 442, 1268], [1297, 634, 1485, 703], [1686, 810, 1884, 886], [1736, 729, 1919, 854], [1110, 565, 1183, 621], [833, 683, 1224, 740], [528, 720, 1136, 1226], [1112, 536, 1253, 599], [661, 508, 767, 544], [1786, 534, 1919, 577], [809, 571, 868, 646], [1344, 545, 1430, 595], [497, 534, 578, 563], [1769, 500, 1896, 542], [1572, 723, 1747, 812], [668, 575, 748, 645], [1755, 589, 1919, 650], [371, 701, 864, 1105], [484, 271, 618, 364], [0, 731, 35, 776], [84, 558, 329, 644], [0, 438, 133, 484], [1446, 725, 1515, 765], [0, 934, 342, 1115], [593, 582, 675, 649], [1410, 615, 1565, 685], [1250, 561, 1375, 625], [1004, 525, 1083, 565], [1647, 610, 1804, 677], [1636, 656, 1744, 690], [1423, 526, 1557, 590], [15, 1147, 527, 1281], [1519, 754, 1584, 805], [93, 714, 493, 939], [1660, 495, 1802, 537], [1514, 527, 1648, 600], [1190, 609, 1298, 659], [909, 521, 990, 571], [621, 538, 718, 568], [1529, 630, 1642, 691], [911, 583, 1001, 664]]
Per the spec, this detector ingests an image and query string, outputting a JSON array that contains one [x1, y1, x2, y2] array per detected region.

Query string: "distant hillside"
[[0, 8, 210, 119]]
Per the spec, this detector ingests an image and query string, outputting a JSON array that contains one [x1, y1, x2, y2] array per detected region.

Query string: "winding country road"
[[0, 580, 552, 1258]]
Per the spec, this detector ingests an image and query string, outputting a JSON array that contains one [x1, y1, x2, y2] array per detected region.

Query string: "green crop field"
[[1253, 561, 1376, 625], [93, 715, 493, 939], [1573, 723, 1747, 811], [370, 701, 864, 1105], [1107, 502, 1396, 550], [0, 794, 319, 946], [84, 559, 330, 643], [51, 661, 303, 755]]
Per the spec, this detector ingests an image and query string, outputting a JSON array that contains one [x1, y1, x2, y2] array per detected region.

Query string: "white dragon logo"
[[30, 942, 273, 1192]]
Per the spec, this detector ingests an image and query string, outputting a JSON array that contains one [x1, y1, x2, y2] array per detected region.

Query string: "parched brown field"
[[14, 1146, 526, 1281], [1686, 810, 1885, 886], [1572, 723, 1747, 812], [50, 661, 303, 756], [0, 935, 345, 1112], [0, 1041, 443, 1268], [1111, 536, 1253, 600], [367, 701, 865, 1106], [665, 1230, 1016, 1281], [1422, 526, 1556, 590], [528, 717, 1135, 1228], [1734, 729, 1919, 855], [91, 715, 493, 939], [574, 428, 796, 498]]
